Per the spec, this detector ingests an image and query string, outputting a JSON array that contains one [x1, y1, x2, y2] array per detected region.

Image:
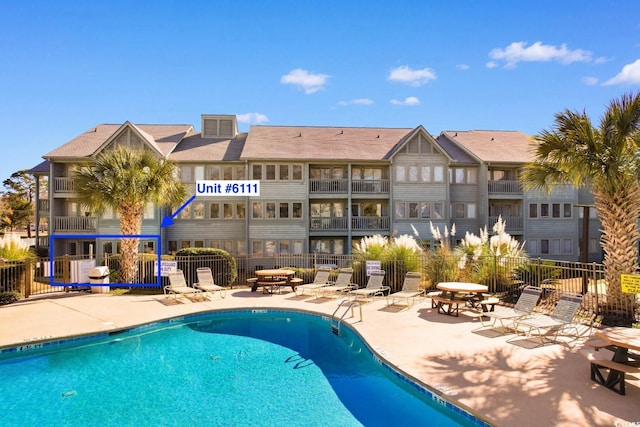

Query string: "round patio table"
[[253, 269, 296, 294], [436, 282, 488, 309]]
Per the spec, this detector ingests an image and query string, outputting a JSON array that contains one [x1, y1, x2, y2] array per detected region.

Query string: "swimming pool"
[[0, 309, 487, 426]]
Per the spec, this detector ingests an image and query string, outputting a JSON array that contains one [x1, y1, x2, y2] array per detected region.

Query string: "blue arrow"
[[161, 195, 196, 228]]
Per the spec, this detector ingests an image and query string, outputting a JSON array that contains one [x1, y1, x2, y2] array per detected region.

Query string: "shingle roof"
[[442, 130, 534, 163], [242, 126, 413, 161], [43, 124, 194, 159], [169, 133, 247, 162]]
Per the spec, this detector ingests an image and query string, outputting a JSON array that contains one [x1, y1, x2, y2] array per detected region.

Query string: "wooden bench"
[[579, 349, 640, 395], [432, 295, 468, 317], [427, 291, 442, 308], [289, 277, 303, 291]]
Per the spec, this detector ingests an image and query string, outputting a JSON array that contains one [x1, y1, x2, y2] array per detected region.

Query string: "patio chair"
[[194, 267, 227, 299], [349, 270, 389, 302], [315, 268, 356, 298], [385, 272, 424, 309], [165, 269, 203, 301], [294, 267, 332, 296], [512, 292, 584, 345], [479, 285, 542, 330]]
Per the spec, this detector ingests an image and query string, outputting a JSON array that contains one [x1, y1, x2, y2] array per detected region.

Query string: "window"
[[266, 165, 276, 180], [528, 240, 537, 255], [210, 203, 220, 219], [265, 240, 276, 256], [541, 239, 549, 254], [223, 240, 233, 252], [179, 204, 191, 219], [395, 166, 405, 182], [420, 202, 430, 218], [395, 202, 406, 219], [540, 203, 549, 217], [292, 203, 302, 218], [552, 203, 560, 218], [237, 202, 245, 218], [237, 240, 246, 255], [279, 240, 289, 253], [209, 166, 220, 180], [143, 203, 155, 219], [408, 166, 419, 182], [252, 241, 263, 256], [181, 240, 190, 249], [293, 240, 303, 253], [266, 202, 276, 218], [292, 165, 302, 180], [433, 166, 444, 182], [194, 166, 204, 181], [409, 202, 419, 218], [223, 166, 233, 180], [252, 202, 262, 219], [454, 203, 465, 218], [563, 239, 572, 254], [279, 165, 289, 180], [529, 203, 537, 218], [236, 165, 245, 180], [433, 202, 444, 218], [223, 203, 233, 219], [280, 202, 289, 218], [564, 203, 572, 218], [194, 240, 204, 248], [252, 164, 262, 180], [193, 202, 204, 219], [168, 240, 177, 254], [421, 166, 431, 182], [180, 166, 192, 182], [467, 203, 477, 219]]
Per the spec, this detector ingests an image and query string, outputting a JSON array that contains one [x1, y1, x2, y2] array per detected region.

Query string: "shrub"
[[0, 291, 22, 305], [175, 248, 238, 287], [0, 234, 33, 261]]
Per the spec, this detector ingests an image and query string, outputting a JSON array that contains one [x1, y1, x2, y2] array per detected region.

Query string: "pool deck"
[[1, 289, 638, 427]]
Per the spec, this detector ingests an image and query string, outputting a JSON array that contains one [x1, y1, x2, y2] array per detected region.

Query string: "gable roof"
[[441, 130, 534, 163], [169, 132, 247, 162], [242, 125, 413, 161], [43, 123, 193, 159]]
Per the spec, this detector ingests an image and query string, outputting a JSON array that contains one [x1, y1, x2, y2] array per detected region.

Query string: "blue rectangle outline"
[[49, 234, 162, 287]]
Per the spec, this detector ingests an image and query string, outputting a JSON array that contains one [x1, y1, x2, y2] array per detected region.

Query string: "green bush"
[[175, 248, 238, 287], [0, 291, 22, 305]]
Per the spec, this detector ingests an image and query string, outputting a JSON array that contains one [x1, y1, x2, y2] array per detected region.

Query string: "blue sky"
[[2, 0, 640, 182]]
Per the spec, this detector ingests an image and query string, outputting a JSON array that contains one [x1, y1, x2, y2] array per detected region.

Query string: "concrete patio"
[[0, 289, 638, 426]]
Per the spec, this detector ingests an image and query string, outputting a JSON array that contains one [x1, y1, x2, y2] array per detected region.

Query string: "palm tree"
[[73, 147, 187, 284], [521, 92, 640, 317]]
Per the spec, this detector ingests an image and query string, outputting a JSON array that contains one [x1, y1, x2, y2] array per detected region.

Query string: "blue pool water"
[[0, 310, 484, 426]]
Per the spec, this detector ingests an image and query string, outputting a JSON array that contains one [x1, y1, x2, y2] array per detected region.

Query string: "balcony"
[[53, 216, 96, 232], [54, 177, 75, 193], [352, 216, 390, 231], [309, 179, 348, 193], [38, 199, 50, 212], [488, 180, 522, 194], [352, 179, 389, 194], [488, 215, 523, 232], [310, 217, 348, 230]]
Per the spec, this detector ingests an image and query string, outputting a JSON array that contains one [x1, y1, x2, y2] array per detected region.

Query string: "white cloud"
[[594, 56, 614, 65], [485, 61, 498, 69], [456, 64, 470, 70], [582, 76, 599, 86], [280, 68, 330, 94], [237, 112, 269, 125], [336, 98, 374, 106], [388, 65, 436, 86], [603, 59, 640, 86], [390, 96, 420, 106], [488, 41, 592, 68]]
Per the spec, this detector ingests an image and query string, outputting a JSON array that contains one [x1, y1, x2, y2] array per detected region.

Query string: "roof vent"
[[201, 115, 237, 139]]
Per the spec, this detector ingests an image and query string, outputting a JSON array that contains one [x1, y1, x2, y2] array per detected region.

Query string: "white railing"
[[53, 216, 96, 232]]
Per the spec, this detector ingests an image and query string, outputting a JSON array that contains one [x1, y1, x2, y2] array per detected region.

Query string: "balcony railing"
[[310, 217, 348, 230], [488, 215, 523, 231], [54, 177, 75, 193], [309, 179, 348, 193], [352, 179, 389, 194], [488, 180, 522, 194], [38, 199, 50, 212], [53, 216, 96, 232], [352, 216, 390, 231]]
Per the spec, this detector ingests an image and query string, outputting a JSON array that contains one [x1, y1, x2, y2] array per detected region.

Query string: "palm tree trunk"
[[118, 203, 143, 284], [594, 187, 640, 317]]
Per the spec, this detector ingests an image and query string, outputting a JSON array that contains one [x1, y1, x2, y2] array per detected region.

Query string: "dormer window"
[[202, 114, 237, 138]]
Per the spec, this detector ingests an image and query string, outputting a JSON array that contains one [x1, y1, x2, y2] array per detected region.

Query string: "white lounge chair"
[[349, 270, 389, 302], [194, 267, 227, 299], [315, 268, 355, 298], [479, 286, 542, 330], [294, 267, 332, 296], [165, 269, 203, 301], [386, 272, 424, 308], [512, 292, 584, 344]]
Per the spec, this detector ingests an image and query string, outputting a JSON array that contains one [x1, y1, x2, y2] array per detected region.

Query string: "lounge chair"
[[194, 267, 227, 299], [315, 268, 355, 298], [294, 267, 332, 296], [349, 270, 389, 302], [479, 286, 542, 330], [512, 292, 584, 345], [386, 272, 424, 308], [165, 269, 203, 301]]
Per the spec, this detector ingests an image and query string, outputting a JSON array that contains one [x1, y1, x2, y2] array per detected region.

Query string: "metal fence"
[[2, 253, 637, 325]]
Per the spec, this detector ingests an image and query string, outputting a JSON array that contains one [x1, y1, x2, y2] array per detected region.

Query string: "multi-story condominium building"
[[31, 114, 603, 263]]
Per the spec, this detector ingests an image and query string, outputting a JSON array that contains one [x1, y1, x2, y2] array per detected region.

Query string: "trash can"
[[88, 266, 110, 293]]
